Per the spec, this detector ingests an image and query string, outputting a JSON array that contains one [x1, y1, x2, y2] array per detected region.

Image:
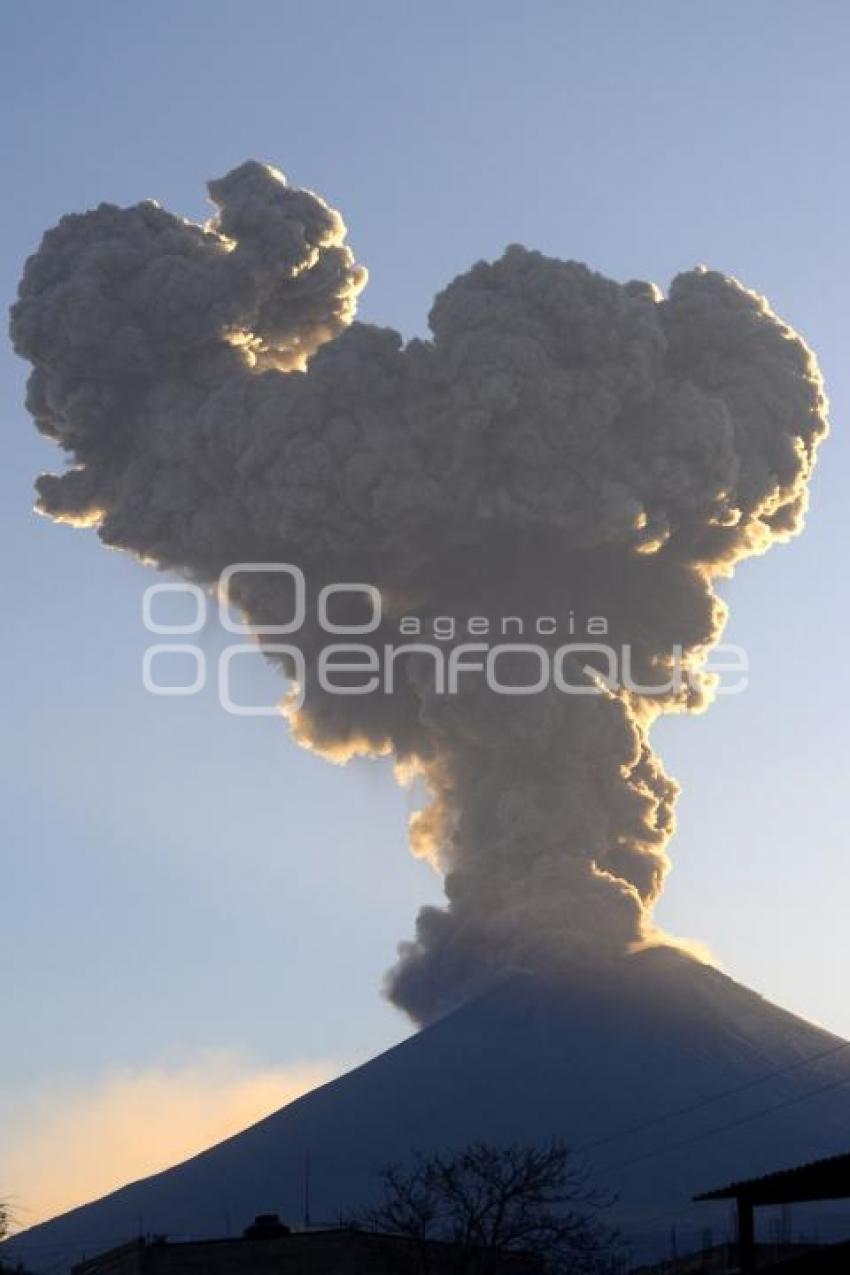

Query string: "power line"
[[579, 1036, 850, 1156], [605, 1067, 850, 1174], [7, 1038, 850, 1262]]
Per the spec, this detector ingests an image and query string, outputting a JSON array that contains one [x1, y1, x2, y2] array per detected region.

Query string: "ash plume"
[[11, 161, 828, 1023]]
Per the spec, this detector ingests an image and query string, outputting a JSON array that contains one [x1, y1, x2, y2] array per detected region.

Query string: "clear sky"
[[2, 0, 849, 1228]]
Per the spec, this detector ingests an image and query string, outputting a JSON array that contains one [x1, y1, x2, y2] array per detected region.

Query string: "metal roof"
[[695, 1151, 850, 1206]]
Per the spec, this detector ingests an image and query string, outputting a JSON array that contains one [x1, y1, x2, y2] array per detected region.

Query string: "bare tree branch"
[[360, 1141, 622, 1274]]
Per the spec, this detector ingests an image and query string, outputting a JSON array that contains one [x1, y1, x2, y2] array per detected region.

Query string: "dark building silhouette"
[[71, 1216, 543, 1275]]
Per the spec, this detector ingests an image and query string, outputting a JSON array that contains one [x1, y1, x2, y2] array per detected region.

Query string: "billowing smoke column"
[[11, 162, 828, 1023]]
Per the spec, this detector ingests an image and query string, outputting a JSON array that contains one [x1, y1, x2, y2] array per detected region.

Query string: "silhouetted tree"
[[0, 1203, 34, 1275], [362, 1141, 622, 1273]]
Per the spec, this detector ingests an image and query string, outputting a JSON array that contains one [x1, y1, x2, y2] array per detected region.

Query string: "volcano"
[[6, 950, 850, 1270]]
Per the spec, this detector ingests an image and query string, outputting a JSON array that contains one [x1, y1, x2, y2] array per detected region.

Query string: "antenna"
[[303, 1153, 311, 1230]]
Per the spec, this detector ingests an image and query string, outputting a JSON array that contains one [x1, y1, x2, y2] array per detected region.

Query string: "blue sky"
[[2, 0, 850, 1223]]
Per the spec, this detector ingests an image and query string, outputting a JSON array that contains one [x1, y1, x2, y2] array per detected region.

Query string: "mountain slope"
[[7, 949, 850, 1269]]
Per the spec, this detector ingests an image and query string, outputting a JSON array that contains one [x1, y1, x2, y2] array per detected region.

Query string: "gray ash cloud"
[[11, 161, 828, 1022]]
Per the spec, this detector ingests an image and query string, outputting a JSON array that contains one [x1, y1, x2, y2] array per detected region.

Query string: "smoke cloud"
[[11, 162, 828, 1023]]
